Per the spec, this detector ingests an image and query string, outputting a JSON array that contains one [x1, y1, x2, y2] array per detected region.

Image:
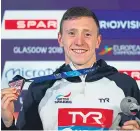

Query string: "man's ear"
[[96, 34, 102, 49], [58, 32, 64, 47]]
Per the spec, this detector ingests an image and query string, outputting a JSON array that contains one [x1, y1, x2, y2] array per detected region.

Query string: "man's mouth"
[[72, 49, 87, 54]]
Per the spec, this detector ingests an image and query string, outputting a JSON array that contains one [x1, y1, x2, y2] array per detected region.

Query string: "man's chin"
[[72, 61, 85, 66]]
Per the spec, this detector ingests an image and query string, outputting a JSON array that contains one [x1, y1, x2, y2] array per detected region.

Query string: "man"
[[1, 7, 140, 130]]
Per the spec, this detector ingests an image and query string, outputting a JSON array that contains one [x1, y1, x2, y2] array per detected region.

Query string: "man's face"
[[58, 16, 101, 68]]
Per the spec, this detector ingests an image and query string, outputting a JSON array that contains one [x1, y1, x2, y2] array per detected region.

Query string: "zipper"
[[80, 75, 86, 95]]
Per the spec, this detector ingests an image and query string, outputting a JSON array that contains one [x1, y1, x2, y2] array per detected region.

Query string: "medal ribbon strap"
[[27, 66, 98, 83]]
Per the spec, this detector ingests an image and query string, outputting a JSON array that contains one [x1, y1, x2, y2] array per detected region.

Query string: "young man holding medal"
[[1, 7, 140, 130]]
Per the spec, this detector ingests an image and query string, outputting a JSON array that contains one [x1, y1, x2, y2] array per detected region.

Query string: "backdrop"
[[1, 0, 140, 119]]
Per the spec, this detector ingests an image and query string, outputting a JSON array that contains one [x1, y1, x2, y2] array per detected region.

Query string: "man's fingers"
[[124, 120, 140, 129], [121, 125, 138, 130], [1, 88, 18, 98], [2, 87, 16, 91], [1, 94, 18, 110], [1, 94, 18, 106], [2, 97, 17, 110]]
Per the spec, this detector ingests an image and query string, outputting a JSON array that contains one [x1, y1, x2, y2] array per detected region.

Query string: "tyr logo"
[[99, 98, 110, 103], [68, 111, 102, 124]]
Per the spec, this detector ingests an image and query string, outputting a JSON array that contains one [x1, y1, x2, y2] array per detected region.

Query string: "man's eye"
[[85, 33, 91, 37], [68, 32, 75, 36]]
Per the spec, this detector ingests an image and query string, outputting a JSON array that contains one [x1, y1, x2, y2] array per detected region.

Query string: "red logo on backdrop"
[[5, 20, 57, 29], [58, 108, 113, 128], [120, 70, 140, 80]]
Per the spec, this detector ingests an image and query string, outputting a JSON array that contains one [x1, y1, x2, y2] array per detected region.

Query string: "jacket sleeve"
[[16, 82, 43, 130], [1, 117, 17, 130], [132, 80, 140, 119], [1, 82, 43, 130]]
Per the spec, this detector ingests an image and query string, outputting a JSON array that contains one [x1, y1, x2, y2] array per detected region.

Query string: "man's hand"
[[1, 87, 19, 127], [121, 120, 140, 130]]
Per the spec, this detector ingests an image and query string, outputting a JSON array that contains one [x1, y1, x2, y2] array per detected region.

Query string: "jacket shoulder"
[[28, 79, 56, 103], [28, 63, 66, 102], [107, 72, 140, 103]]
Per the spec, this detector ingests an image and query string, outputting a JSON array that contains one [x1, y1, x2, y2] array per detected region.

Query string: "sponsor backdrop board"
[[1, 0, 140, 122], [2, 11, 140, 39]]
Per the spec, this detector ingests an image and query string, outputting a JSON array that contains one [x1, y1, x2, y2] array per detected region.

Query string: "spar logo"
[[1, 10, 64, 39], [120, 70, 140, 81], [58, 108, 113, 130], [5, 20, 57, 29], [55, 92, 72, 104]]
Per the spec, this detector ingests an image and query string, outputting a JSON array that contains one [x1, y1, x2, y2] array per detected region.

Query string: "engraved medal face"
[[9, 79, 25, 94]]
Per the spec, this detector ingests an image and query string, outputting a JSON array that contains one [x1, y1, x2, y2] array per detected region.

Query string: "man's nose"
[[75, 35, 84, 46]]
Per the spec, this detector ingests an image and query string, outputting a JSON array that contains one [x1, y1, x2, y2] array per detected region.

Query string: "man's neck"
[[73, 64, 92, 70], [72, 61, 96, 70]]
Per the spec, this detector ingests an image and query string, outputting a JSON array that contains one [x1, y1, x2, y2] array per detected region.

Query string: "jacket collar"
[[56, 59, 118, 82]]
